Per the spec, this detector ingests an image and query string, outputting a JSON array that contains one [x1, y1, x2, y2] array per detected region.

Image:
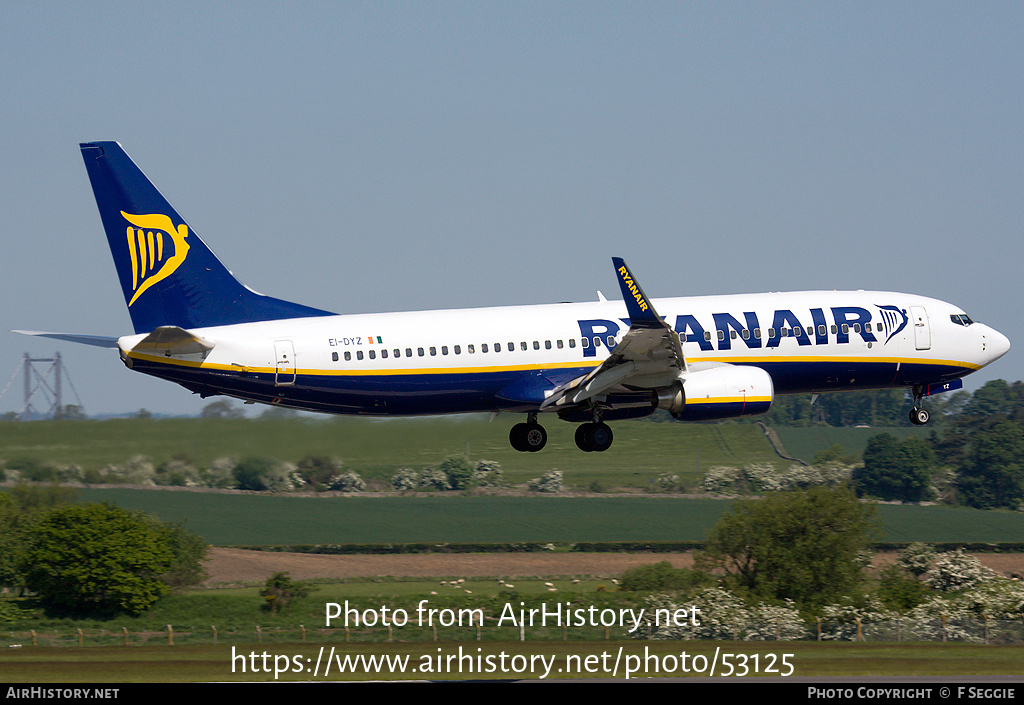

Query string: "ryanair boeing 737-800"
[[15, 142, 1010, 452]]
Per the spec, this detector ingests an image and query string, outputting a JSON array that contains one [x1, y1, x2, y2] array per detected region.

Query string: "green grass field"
[[73, 488, 1024, 545], [0, 415, 787, 487]]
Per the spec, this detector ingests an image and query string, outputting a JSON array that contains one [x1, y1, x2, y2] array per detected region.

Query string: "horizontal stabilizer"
[[12, 330, 120, 348]]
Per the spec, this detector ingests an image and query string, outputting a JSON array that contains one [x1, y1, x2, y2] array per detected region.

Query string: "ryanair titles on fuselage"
[[578, 304, 909, 357]]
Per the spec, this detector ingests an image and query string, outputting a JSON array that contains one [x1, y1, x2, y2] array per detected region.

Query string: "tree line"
[[853, 379, 1024, 510]]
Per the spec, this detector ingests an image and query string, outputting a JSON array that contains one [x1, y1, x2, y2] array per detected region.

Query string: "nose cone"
[[983, 326, 1011, 364]]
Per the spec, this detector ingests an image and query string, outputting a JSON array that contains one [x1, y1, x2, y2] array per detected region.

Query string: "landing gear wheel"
[[575, 424, 593, 452], [575, 422, 613, 452], [510, 423, 547, 452], [909, 407, 930, 426]]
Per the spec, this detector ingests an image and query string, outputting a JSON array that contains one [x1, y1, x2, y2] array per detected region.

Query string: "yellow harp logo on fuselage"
[[122, 211, 190, 306]]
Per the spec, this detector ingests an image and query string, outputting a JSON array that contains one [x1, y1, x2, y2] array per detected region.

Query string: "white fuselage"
[[117, 289, 1009, 417]]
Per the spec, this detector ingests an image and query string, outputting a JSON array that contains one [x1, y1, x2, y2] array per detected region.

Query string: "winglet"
[[611, 257, 662, 327]]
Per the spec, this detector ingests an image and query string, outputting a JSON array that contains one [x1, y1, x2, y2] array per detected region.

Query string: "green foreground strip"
[[3, 642, 1021, 682], [79, 489, 1024, 544]]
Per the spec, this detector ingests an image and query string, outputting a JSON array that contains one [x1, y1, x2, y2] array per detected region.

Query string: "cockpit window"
[[950, 314, 974, 326]]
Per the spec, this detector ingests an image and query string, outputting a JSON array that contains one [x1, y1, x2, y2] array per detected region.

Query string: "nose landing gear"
[[909, 386, 930, 426]]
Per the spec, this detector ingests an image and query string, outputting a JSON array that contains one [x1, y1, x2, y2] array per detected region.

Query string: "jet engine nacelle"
[[654, 365, 774, 421]]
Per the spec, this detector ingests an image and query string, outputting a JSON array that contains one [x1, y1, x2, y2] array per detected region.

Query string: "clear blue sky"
[[2, 2, 1021, 417]]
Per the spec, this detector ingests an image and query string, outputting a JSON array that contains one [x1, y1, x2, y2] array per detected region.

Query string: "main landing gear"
[[909, 386, 930, 426], [575, 421, 613, 452], [508, 411, 615, 452], [509, 416, 548, 452]]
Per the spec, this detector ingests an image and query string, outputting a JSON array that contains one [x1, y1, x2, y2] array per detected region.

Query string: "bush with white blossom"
[[702, 463, 852, 495], [924, 549, 999, 592], [528, 470, 563, 493], [637, 588, 806, 641], [328, 470, 365, 492]]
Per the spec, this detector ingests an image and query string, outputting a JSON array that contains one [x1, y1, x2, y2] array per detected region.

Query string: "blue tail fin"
[[80, 142, 334, 334]]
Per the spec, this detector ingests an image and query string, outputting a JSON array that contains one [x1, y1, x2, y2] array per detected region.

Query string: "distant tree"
[[147, 519, 208, 588], [853, 433, 934, 502], [53, 404, 86, 420], [696, 487, 878, 610], [811, 444, 857, 467], [232, 457, 275, 491], [439, 456, 474, 490], [260, 572, 310, 613], [296, 455, 339, 489], [955, 420, 1024, 509], [0, 484, 79, 592], [200, 400, 244, 419], [259, 406, 298, 420], [20, 504, 175, 616], [877, 565, 931, 612]]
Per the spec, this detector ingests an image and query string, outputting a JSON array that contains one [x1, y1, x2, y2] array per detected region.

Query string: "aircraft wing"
[[540, 258, 685, 411]]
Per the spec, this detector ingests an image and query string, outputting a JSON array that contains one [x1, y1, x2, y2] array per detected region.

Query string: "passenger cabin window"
[[332, 352, 339, 362], [344, 351, 351, 361]]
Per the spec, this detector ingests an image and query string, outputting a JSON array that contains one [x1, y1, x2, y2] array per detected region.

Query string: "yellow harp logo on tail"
[[121, 211, 190, 306]]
